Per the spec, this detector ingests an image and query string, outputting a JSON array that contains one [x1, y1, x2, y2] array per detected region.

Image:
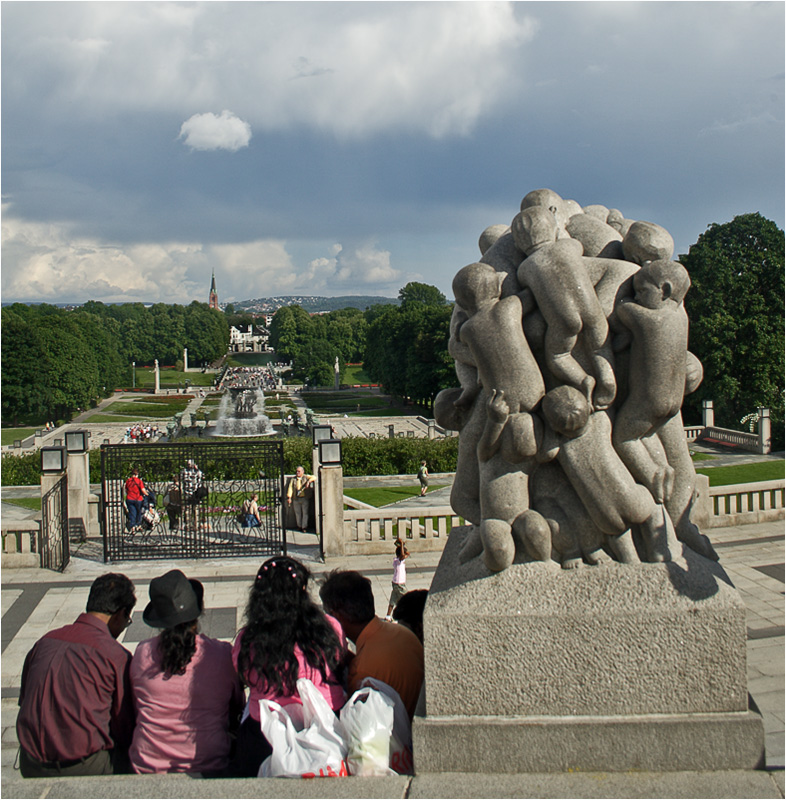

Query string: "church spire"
[[208, 270, 219, 309]]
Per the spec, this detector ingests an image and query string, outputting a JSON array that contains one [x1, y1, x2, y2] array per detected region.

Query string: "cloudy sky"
[[2, 1, 783, 305]]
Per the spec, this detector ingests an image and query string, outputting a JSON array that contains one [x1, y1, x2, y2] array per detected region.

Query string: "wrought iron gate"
[[40, 475, 70, 571], [100, 441, 286, 562]]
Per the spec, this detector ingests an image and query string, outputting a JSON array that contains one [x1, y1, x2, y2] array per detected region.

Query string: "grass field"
[[132, 368, 217, 388], [103, 401, 190, 418], [226, 353, 274, 367], [695, 459, 785, 486], [3, 497, 42, 511], [691, 452, 717, 462], [1, 428, 37, 446], [82, 414, 154, 424], [344, 485, 446, 507], [343, 365, 373, 385]]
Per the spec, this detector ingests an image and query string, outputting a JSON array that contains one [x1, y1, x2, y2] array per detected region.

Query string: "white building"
[[228, 324, 271, 353]]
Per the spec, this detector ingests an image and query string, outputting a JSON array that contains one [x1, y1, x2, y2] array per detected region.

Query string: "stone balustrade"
[[707, 479, 785, 528], [699, 426, 763, 453], [342, 505, 464, 556], [1, 520, 40, 568]]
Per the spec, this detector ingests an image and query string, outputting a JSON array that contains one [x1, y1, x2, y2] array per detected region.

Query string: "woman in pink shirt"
[[129, 570, 243, 775], [230, 557, 349, 777]]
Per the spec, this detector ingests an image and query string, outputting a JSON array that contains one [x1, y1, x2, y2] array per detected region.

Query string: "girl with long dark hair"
[[129, 570, 243, 774], [230, 556, 348, 776]]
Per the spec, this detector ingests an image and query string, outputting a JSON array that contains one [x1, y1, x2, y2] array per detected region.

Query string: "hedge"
[[1, 436, 459, 486]]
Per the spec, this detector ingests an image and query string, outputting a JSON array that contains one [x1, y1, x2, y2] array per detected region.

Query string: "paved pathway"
[[2, 520, 783, 783]]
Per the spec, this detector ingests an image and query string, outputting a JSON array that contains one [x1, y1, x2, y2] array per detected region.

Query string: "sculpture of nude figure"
[[452, 262, 544, 414], [511, 207, 616, 410], [540, 385, 680, 563], [612, 260, 691, 502], [612, 260, 718, 560]]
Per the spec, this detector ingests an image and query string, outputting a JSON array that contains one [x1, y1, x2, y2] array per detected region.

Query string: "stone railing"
[[707, 479, 785, 528], [698, 426, 761, 453], [342, 505, 464, 556], [1, 520, 40, 568], [683, 426, 703, 442], [341, 479, 784, 554]]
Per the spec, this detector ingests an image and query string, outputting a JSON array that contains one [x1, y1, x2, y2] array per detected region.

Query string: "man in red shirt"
[[16, 573, 137, 777], [319, 570, 424, 719]]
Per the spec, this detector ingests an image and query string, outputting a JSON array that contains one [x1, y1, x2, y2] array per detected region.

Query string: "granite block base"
[[414, 525, 766, 773]]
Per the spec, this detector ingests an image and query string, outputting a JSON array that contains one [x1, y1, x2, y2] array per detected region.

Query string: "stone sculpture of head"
[[541, 385, 591, 438], [511, 207, 559, 256], [452, 262, 503, 314], [633, 260, 691, 309], [622, 220, 675, 265], [478, 224, 510, 256]]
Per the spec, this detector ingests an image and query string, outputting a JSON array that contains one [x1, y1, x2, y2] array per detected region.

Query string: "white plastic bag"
[[258, 678, 348, 778], [340, 678, 414, 776]]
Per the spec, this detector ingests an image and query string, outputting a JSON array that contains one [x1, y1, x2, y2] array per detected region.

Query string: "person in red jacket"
[[124, 468, 148, 532]]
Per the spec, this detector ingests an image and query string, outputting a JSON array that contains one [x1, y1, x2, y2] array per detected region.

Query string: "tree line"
[[268, 282, 455, 409], [2, 301, 229, 424]]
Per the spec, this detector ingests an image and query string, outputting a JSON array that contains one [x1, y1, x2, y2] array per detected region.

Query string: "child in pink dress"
[[386, 540, 409, 620]]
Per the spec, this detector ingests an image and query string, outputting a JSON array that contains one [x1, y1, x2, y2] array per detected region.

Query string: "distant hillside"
[[232, 295, 399, 313]]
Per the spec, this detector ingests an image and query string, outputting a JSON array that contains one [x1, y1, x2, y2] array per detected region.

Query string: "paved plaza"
[[1, 493, 783, 797]]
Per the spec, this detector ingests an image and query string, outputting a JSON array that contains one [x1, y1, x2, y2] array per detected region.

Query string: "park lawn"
[[227, 353, 274, 367], [343, 365, 373, 384], [1, 428, 37, 446], [344, 485, 446, 507], [133, 369, 217, 388], [105, 402, 189, 418], [83, 414, 154, 424], [695, 459, 785, 486], [691, 452, 717, 462], [350, 408, 426, 417], [3, 497, 42, 511]]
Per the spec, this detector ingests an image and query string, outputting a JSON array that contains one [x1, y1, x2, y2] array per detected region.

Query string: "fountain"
[[212, 388, 277, 437]]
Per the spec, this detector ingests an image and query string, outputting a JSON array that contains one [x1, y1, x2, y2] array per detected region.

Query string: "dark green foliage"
[[268, 305, 368, 386], [363, 300, 454, 411], [1, 301, 229, 424], [680, 213, 784, 447], [398, 282, 448, 309], [3, 437, 459, 485]]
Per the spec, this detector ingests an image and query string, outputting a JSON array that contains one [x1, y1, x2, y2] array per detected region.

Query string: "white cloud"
[[179, 110, 251, 151], [3, 2, 535, 140], [1, 209, 405, 302]]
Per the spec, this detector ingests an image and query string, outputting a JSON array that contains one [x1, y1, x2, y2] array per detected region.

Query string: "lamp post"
[[132, 361, 136, 389]]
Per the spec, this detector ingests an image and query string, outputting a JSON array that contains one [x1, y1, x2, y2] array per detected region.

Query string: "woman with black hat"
[[129, 570, 243, 774]]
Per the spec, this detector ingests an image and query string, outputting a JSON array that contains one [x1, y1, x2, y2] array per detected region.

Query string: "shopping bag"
[[340, 678, 414, 776], [258, 679, 348, 778]]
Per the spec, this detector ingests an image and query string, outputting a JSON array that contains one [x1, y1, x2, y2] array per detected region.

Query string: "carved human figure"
[[433, 386, 483, 526], [612, 260, 691, 503], [622, 220, 674, 265], [540, 385, 679, 563], [474, 389, 550, 572], [452, 262, 545, 414], [511, 207, 616, 410]]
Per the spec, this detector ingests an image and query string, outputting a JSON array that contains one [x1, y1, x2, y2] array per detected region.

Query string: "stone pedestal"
[[66, 451, 90, 542], [413, 526, 765, 773]]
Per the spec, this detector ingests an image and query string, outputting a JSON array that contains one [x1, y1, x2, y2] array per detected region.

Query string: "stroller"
[[140, 488, 160, 531]]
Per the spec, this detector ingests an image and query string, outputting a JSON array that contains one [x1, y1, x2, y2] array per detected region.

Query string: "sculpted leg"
[[511, 509, 552, 563], [481, 518, 515, 572]]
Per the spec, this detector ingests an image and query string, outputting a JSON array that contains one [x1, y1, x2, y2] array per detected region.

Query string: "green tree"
[[364, 287, 453, 409], [680, 213, 784, 442], [398, 282, 448, 310]]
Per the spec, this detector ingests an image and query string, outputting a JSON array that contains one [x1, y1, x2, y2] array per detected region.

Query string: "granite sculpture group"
[[434, 188, 718, 573]]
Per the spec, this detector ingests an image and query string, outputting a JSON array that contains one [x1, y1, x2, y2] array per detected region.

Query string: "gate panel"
[[100, 441, 286, 562], [40, 475, 69, 572]]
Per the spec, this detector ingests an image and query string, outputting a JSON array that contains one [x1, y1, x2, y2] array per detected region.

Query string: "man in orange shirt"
[[319, 570, 424, 719]]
